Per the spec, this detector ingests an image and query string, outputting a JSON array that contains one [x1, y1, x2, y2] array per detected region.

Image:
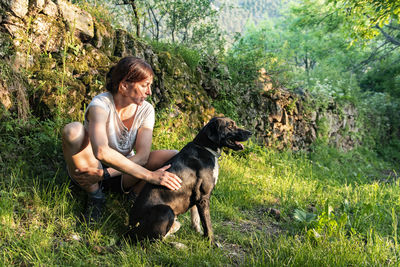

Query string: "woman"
[[62, 56, 182, 222]]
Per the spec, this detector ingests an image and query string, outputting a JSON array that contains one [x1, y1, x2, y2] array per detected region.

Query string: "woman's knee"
[[62, 122, 85, 146], [145, 150, 178, 170]]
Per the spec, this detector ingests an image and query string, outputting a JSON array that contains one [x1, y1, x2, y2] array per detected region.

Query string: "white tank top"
[[84, 92, 155, 157]]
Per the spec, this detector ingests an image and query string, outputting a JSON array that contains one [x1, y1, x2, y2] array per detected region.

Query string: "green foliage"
[[74, 0, 226, 55], [152, 108, 196, 150], [360, 55, 400, 98], [358, 92, 400, 160], [159, 0, 216, 41], [0, 113, 64, 183], [225, 0, 400, 155], [0, 31, 15, 58], [145, 0, 226, 55], [213, 0, 290, 41], [211, 94, 239, 122], [327, 0, 400, 41], [306, 202, 351, 242], [293, 208, 317, 224], [72, 0, 114, 25], [150, 41, 202, 71]]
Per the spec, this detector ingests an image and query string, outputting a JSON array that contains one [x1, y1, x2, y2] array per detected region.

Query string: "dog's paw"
[[209, 238, 222, 248], [191, 223, 203, 234], [164, 220, 181, 239], [214, 241, 223, 249]]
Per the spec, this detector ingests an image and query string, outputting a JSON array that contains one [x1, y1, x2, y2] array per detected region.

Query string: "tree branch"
[[375, 24, 400, 46], [351, 41, 399, 72], [385, 24, 400, 31]]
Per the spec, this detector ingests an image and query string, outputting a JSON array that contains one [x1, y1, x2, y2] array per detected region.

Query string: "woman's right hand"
[[73, 167, 104, 188], [149, 164, 182, 191]]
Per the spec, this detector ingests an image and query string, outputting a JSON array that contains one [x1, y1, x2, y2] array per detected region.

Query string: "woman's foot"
[[83, 190, 106, 224]]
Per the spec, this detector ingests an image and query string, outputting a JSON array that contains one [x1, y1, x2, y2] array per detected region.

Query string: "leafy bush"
[[150, 41, 202, 71], [0, 113, 65, 183], [358, 92, 400, 159], [360, 56, 400, 98]]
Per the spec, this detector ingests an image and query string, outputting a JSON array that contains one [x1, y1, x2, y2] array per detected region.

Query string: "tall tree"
[[121, 0, 141, 37]]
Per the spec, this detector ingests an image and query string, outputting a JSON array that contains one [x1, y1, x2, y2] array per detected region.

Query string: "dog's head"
[[198, 117, 252, 150]]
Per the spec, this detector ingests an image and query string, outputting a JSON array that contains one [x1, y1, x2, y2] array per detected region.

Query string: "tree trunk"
[[128, 0, 140, 37]]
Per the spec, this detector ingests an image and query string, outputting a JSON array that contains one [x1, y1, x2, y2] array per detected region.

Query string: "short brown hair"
[[106, 56, 154, 94]]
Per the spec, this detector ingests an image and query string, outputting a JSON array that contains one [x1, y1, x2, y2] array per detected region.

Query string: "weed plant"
[[0, 112, 399, 265]]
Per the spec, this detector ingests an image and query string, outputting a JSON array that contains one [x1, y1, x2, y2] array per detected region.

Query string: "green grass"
[[1, 116, 400, 266]]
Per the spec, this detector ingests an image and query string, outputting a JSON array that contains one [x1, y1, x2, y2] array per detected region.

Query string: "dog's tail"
[[127, 204, 175, 242]]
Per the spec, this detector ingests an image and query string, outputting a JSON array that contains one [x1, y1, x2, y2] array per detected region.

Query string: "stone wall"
[[0, 0, 359, 150], [235, 69, 358, 150]]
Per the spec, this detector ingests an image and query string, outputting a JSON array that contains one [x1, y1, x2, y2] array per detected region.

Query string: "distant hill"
[[213, 0, 291, 38]]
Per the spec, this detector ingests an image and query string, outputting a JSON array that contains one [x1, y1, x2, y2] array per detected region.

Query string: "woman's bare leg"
[[62, 122, 102, 193], [63, 122, 179, 196]]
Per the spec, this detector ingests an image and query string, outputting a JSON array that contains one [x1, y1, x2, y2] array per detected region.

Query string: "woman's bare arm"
[[76, 106, 181, 190]]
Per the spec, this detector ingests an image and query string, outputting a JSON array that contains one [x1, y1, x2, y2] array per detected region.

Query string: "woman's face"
[[123, 76, 153, 105]]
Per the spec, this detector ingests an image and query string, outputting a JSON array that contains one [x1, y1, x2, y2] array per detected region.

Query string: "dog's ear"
[[204, 119, 221, 145]]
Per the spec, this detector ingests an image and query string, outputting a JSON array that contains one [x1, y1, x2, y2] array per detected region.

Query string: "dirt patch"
[[217, 240, 247, 266], [218, 207, 284, 265]]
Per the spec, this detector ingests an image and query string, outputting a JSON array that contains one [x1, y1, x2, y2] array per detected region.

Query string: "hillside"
[[213, 0, 292, 37]]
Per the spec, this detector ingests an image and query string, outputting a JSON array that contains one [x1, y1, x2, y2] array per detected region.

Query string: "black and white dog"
[[127, 117, 252, 244]]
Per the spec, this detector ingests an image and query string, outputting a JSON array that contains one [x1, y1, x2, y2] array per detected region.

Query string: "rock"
[[268, 102, 283, 123], [92, 20, 113, 52], [264, 208, 281, 220], [42, 0, 58, 17], [14, 51, 33, 69], [0, 80, 12, 109], [2, 14, 25, 38], [31, 14, 64, 53], [282, 109, 288, 125], [1, 0, 28, 18], [29, 0, 46, 13], [170, 242, 188, 250], [309, 111, 317, 122], [57, 0, 94, 41]]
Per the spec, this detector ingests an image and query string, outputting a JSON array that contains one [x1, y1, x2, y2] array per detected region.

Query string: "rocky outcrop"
[[0, 0, 215, 126], [0, 0, 359, 150], [235, 69, 359, 150]]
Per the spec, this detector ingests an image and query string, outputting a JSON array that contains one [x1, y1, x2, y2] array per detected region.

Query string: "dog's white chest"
[[213, 158, 219, 185]]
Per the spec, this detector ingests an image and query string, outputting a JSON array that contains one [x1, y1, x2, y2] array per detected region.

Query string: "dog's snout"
[[239, 129, 252, 137], [243, 130, 252, 139]]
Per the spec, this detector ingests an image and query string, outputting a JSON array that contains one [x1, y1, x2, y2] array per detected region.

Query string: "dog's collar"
[[203, 146, 221, 158], [191, 142, 221, 158]]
